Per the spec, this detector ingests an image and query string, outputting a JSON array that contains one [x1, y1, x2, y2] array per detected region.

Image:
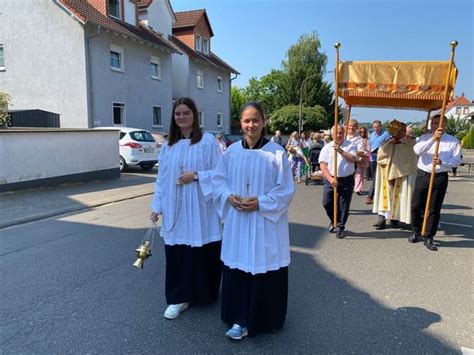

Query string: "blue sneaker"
[[225, 324, 248, 340]]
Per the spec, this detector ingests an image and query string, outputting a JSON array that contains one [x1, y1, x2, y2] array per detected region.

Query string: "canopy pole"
[[333, 42, 341, 229], [421, 40, 458, 237], [344, 105, 352, 139]]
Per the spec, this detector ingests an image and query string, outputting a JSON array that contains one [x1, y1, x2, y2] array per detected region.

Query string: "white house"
[[445, 93, 474, 120], [169, 9, 239, 133], [0, 0, 238, 132]]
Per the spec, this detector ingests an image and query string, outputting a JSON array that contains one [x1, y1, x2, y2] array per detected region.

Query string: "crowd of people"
[[149, 96, 461, 341]]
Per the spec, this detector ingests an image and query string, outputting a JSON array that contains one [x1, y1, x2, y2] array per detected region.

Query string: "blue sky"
[[172, 0, 473, 123]]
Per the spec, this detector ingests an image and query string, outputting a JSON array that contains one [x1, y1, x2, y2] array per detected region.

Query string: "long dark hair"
[[168, 97, 203, 146], [240, 101, 267, 137]]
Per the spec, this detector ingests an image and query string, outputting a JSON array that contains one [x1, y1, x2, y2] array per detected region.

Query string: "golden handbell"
[[133, 241, 152, 269]]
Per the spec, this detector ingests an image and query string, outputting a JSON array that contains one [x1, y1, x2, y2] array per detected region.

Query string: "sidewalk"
[[0, 172, 156, 229]]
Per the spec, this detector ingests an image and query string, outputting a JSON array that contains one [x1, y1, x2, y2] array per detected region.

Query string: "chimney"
[[87, 0, 107, 15]]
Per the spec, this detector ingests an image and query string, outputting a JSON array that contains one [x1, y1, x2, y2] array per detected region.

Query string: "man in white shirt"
[[319, 125, 358, 239], [410, 114, 462, 251]]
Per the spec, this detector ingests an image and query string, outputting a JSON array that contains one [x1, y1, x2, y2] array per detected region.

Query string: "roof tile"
[[59, 0, 180, 53]]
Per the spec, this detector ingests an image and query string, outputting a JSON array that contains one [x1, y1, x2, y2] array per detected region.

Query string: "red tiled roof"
[[58, 0, 180, 53], [170, 35, 238, 74], [173, 9, 213, 37], [446, 94, 473, 111], [137, 0, 153, 8]]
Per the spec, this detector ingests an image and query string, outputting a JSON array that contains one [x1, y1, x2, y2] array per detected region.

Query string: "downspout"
[[86, 25, 101, 128], [229, 72, 239, 134]]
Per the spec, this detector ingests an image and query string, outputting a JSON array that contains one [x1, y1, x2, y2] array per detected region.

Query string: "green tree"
[[446, 114, 470, 140], [243, 70, 284, 114], [241, 32, 336, 126], [231, 86, 246, 122], [269, 104, 327, 133], [0, 92, 11, 128], [461, 125, 474, 149]]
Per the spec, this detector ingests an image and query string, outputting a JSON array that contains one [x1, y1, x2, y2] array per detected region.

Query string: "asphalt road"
[[1, 174, 472, 353]]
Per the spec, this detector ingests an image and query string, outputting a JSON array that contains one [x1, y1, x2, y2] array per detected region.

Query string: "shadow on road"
[[0, 219, 457, 353]]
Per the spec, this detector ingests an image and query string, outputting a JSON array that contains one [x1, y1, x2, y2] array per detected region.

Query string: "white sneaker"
[[164, 303, 188, 320]]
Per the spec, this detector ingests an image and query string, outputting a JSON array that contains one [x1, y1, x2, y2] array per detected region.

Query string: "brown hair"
[[240, 101, 267, 137], [168, 97, 203, 146]]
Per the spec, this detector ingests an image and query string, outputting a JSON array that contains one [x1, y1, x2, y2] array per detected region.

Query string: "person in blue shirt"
[[367, 120, 390, 204]]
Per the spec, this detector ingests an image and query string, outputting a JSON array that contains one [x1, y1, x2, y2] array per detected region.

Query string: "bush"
[[269, 104, 327, 134], [461, 127, 474, 149], [0, 92, 11, 128]]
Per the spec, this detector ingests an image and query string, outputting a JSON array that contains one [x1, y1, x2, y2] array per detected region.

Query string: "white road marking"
[[440, 221, 472, 228]]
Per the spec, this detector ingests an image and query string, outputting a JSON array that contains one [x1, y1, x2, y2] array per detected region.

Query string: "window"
[[217, 112, 223, 128], [203, 38, 209, 54], [130, 131, 155, 142], [463, 107, 469, 114], [195, 35, 202, 51], [217, 76, 223, 92], [110, 44, 124, 71], [150, 56, 161, 79], [113, 102, 125, 125], [456, 107, 462, 115], [0, 45, 4, 70], [152, 106, 162, 127], [197, 70, 204, 89], [108, 0, 121, 19], [198, 111, 204, 127]]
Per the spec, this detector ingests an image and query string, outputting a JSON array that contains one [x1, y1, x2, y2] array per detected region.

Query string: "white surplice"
[[212, 140, 295, 275], [151, 132, 222, 247]]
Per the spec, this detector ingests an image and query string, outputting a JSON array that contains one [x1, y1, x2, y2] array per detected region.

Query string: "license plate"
[[144, 147, 154, 153]]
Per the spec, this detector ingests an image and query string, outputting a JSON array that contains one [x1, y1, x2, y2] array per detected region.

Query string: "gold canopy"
[[338, 61, 458, 110]]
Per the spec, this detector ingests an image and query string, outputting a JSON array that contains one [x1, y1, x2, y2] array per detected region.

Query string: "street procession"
[[0, 0, 472, 353], [143, 40, 465, 341]]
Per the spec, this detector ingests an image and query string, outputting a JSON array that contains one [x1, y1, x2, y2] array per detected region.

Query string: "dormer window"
[[195, 35, 202, 52], [203, 38, 209, 54], [108, 0, 122, 19]]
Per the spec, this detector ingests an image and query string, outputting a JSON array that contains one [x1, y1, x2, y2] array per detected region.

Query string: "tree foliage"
[[0, 92, 11, 128], [446, 114, 470, 140], [231, 86, 246, 122], [241, 32, 335, 127], [461, 125, 474, 149], [269, 104, 327, 133]]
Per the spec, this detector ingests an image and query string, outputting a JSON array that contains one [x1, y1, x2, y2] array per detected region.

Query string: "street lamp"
[[298, 71, 333, 135]]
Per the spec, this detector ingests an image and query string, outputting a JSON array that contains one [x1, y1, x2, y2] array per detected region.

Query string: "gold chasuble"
[[373, 137, 417, 223]]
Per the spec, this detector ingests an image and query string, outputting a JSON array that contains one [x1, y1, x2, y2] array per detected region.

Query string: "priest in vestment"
[[212, 101, 295, 340], [372, 120, 417, 229]]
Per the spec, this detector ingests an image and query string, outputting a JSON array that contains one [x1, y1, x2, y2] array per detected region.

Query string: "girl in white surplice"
[[150, 97, 222, 320], [212, 101, 295, 340]]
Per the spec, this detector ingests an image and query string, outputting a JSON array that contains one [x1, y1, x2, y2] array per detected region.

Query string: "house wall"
[[0, 0, 89, 128], [144, 0, 174, 36], [171, 53, 190, 99], [188, 61, 231, 133], [86, 29, 174, 131], [446, 106, 474, 120], [174, 29, 194, 49]]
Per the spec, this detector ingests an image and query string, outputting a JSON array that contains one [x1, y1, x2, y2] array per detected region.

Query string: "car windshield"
[[130, 131, 155, 142]]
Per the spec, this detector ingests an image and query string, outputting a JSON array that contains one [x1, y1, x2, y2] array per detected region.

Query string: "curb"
[[0, 192, 153, 230]]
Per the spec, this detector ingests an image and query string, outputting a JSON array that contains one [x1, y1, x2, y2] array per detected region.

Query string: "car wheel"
[[140, 163, 154, 171], [120, 156, 127, 172]]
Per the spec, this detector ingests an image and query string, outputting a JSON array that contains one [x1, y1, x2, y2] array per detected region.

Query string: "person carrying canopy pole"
[[409, 114, 461, 251], [319, 125, 358, 239]]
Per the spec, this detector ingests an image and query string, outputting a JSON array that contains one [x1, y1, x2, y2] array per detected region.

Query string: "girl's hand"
[[177, 171, 195, 185], [150, 212, 160, 222], [228, 194, 243, 210], [240, 197, 259, 212]]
